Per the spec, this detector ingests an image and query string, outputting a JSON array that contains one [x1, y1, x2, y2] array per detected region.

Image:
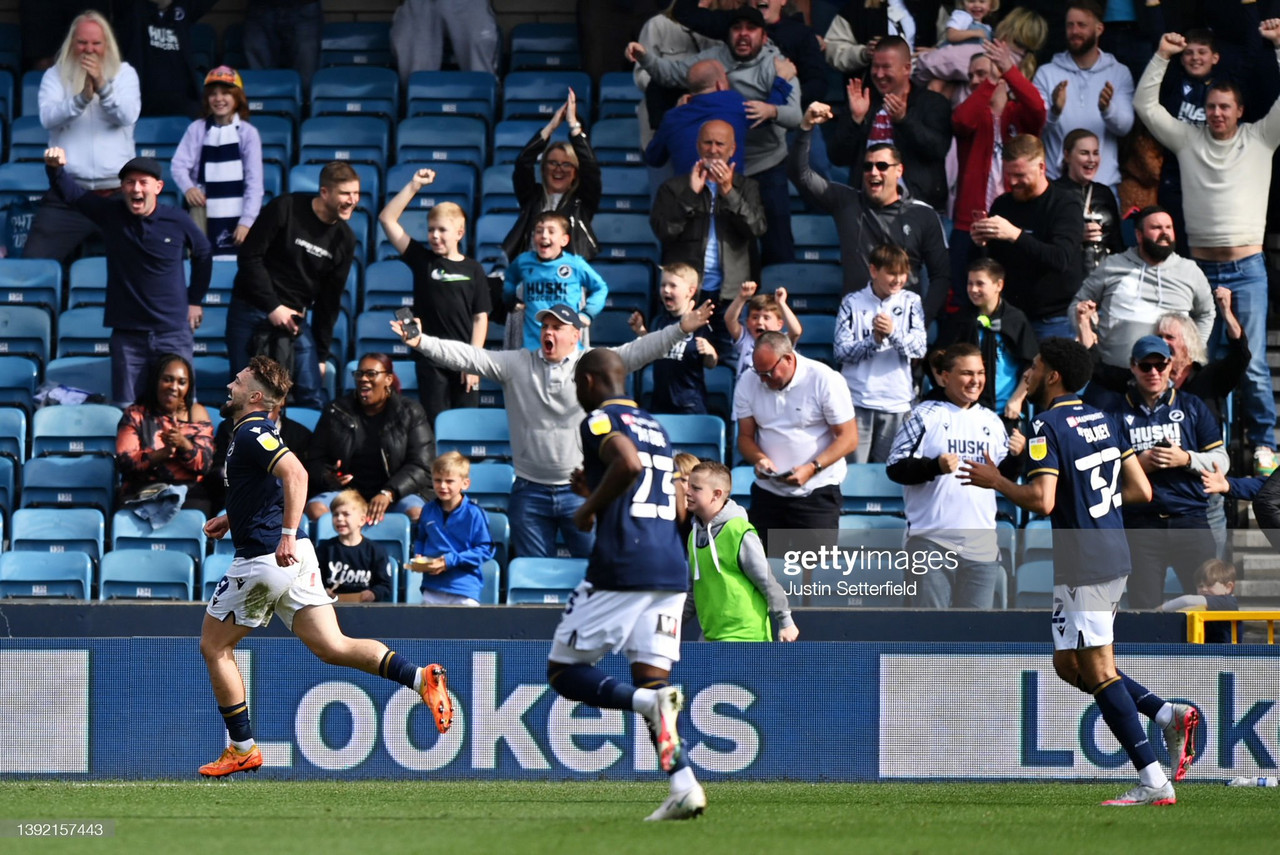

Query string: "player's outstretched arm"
[[572, 433, 644, 532]]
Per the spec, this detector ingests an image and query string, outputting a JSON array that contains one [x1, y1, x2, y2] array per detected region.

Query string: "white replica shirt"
[[833, 285, 927, 413], [886, 396, 1009, 560], [734, 353, 856, 498]]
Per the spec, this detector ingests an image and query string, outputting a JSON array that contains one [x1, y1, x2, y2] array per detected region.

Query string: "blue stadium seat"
[[590, 117, 644, 166], [44, 357, 111, 399], [492, 119, 568, 165], [134, 116, 191, 160], [731, 465, 754, 508], [1014, 559, 1054, 609], [320, 21, 393, 67], [240, 69, 303, 122], [0, 405, 25, 461], [655, 413, 726, 462], [254, 114, 295, 168], [0, 552, 93, 599], [436, 408, 511, 461], [503, 71, 592, 122], [20, 455, 115, 512], [486, 510, 510, 572], [203, 260, 239, 306], [111, 508, 209, 568], [11, 507, 105, 561], [20, 69, 41, 117], [260, 162, 284, 203], [311, 66, 399, 121], [599, 165, 650, 213], [595, 261, 653, 313], [406, 71, 498, 125], [299, 116, 390, 167], [0, 258, 60, 311], [201, 552, 233, 601], [67, 256, 107, 307], [597, 72, 642, 120], [313, 511, 410, 602], [8, 114, 48, 161], [193, 355, 231, 407], [1020, 518, 1053, 565], [363, 260, 413, 311], [286, 406, 323, 432], [509, 22, 581, 71], [396, 116, 487, 169], [791, 214, 841, 261], [384, 162, 478, 216], [592, 213, 660, 264], [99, 549, 195, 600], [193, 305, 228, 356], [467, 461, 515, 512], [0, 355, 37, 411], [0, 161, 49, 207], [32, 403, 121, 456], [587, 310, 636, 347], [795, 314, 835, 364], [0, 456, 11, 518], [506, 557, 587, 604], [289, 162, 382, 213], [347, 209, 372, 266], [355, 310, 411, 358], [480, 164, 518, 214], [833, 520, 909, 606], [704, 367, 735, 423], [841, 463, 905, 514], [0, 66, 13, 120], [56, 307, 111, 357], [474, 212, 518, 263], [761, 264, 844, 313]]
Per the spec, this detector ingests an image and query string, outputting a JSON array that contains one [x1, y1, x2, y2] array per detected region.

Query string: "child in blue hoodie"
[[408, 452, 495, 605], [504, 211, 607, 350]]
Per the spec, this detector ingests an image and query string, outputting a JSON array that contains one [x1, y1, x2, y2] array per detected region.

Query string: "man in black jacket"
[[789, 101, 950, 325], [829, 36, 953, 214]]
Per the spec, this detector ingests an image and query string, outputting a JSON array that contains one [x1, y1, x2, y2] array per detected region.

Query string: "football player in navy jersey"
[[963, 338, 1201, 805], [545, 347, 706, 821], [196, 356, 453, 778]]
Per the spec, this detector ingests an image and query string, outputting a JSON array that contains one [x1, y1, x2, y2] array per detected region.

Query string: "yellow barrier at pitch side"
[[1185, 610, 1280, 644]]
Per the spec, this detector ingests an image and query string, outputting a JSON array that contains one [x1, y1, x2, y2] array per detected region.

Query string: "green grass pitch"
[[1, 780, 1274, 854]]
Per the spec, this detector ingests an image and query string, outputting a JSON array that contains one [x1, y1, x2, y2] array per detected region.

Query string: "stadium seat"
[[832, 521, 909, 606], [592, 213, 660, 264], [240, 69, 303, 122], [134, 115, 191, 160], [19, 69, 41, 117], [1014, 559, 1054, 609], [1020, 518, 1053, 565], [192, 305, 229, 356], [467, 462, 515, 512], [0, 405, 25, 462], [405, 558, 500, 605], [730, 465, 754, 508], [406, 71, 498, 125], [193, 356, 231, 407], [286, 406, 323, 432], [32, 403, 121, 456], [480, 164, 519, 214], [474, 212, 519, 263], [363, 260, 414, 310], [312, 511, 410, 602], [704, 367, 735, 423], [20, 455, 115, 512], [384, 162, 478, 218], [0, 161, 52, 204], [99, 549, 195, 600], [436, 408, 511, 461], [201, 552, 234, 601], [111, 508, 209, 569], [590, 117, 644, 166], [0, 552, 93, 599], [588, 310, 637, 347], [486, 510, 510, 572], [396, 116, 487, 169], [509, 22, 581, 71], [0, 258, 61, 311], [56, 307, 111, 357], [260, 162, 284, 203], [0, 66, 13, 119], [599, 166, 649, 213], [310, 66, 398, 121], [355, 310, 410, 358], [655, 413, 726, 462], [254, 114, 295, 168], [795, 314, 836, 364], [67, 256, 107, 307], [492, 119, 569, 165], [200, 259, 239, 306], [761, 263, 844, 313], [597, 72, 642, 120], [44, 357, 111, 399], [0, 355, 38, 411], [841, 463, 905, 514], [10, 507, 106, 562], [299, 116, 390, 167], [595, 261, 653, 313], [320, 20, 393, 67], [502, 71, 592, 122], [0, 305, 52, 363], [8, 114, 49, 162], [791, 214, 841, 262], [505, 557, 587, 604]]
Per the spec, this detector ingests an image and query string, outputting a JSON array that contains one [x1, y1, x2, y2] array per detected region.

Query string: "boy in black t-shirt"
[[315, 490, 393, 602], [626, 262, 717, 414], [378, 169, 491, 424], [1161, 558, 1240, 644]]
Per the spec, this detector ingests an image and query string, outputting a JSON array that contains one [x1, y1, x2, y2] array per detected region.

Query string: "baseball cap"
[[728, 6, 766, 27], [1130, 334, 1172, 362], [535, 304, 585, 329], [204, 65, 244, 89], [118, 156, 163, 181]]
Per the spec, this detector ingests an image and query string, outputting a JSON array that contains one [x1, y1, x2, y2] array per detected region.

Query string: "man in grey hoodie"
[[1070, 206, 1214, 377], [1033, 1, 1135, 190]]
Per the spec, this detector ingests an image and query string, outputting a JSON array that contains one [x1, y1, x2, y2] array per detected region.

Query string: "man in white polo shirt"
[[734, 331, 859, 547]]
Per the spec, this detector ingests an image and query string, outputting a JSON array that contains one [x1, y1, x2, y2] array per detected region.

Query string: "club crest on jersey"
[[256, 432, 281, 451], [557, 264, 572, 278], [1169, 409, 1184, 422], [1028, 436, 1047, 461], [588, 413, 612, 436]]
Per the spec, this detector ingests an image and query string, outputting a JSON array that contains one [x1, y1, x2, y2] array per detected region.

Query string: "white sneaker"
[[644, 784, 707, 821], [1163, 703, 1200, 782], [1101, 781, 1176, 806], [644, 686, 684, 773]]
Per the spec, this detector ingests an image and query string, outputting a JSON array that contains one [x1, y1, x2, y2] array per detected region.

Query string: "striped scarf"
[[198, 117, 246, 258]]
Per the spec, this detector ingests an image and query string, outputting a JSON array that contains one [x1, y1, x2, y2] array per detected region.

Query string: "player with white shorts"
[[1050, 578, 1126, 651], [550, 583, 685, 670], [206, 538, 334, 630]]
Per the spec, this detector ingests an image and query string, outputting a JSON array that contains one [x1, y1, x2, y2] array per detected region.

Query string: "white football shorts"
[[206, 538, 335, 631], [549, 581, 686, 670], [1051, 577, 1127, 651]]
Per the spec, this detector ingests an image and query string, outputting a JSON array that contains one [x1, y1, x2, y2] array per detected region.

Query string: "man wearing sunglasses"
[[789, 102, 951, 324], [1109, 335, 1226, 609]]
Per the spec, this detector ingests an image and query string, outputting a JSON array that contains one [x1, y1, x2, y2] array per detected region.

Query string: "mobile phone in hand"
[[394, 307, 420, 340]]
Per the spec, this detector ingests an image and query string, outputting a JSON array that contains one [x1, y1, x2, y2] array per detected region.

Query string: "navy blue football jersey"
[[224, 411, 309, 559], [1117, 386, 1222, 518], [1026, 396, 1132, 586], [580, 399, 688, 591]]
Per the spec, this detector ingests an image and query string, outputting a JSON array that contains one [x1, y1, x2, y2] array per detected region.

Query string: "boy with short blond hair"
[[315, 489, 393, 602], [409, 451, 495, 606], [504, 211, 609, 350], [685, 461, 797, 642], [628, 262, 717, 414], [378, 169, 491, 425], [835, 242, 927, 463], [724, 281, 803, 379]]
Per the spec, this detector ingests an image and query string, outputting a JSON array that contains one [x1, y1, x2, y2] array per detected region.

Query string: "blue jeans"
[[244, 0, 322, 91], [907, 536, 1002, 609], [1031, 315, 1072, 342], [509, 477, 595, 559], [226, 299, 327, 409], [109, 327, 194, 408], [1198, 254, 1276, 449], [752, 160, 795, 267]]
